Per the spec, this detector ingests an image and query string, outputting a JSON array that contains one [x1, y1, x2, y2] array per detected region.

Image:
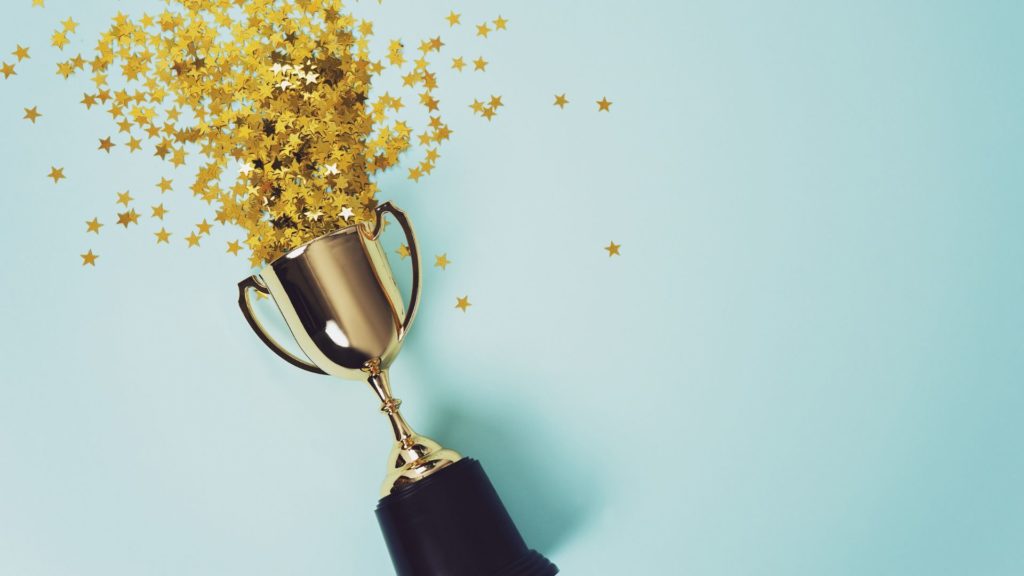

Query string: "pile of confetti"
[[68, 0, 450, 267], [7, 1, 622, 311]]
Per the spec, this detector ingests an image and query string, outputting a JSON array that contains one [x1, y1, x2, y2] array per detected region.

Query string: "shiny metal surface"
[[237, 202, 461, 495]]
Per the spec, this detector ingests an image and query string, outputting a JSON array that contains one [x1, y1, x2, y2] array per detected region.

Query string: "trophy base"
[[375, 458, 558, 576]]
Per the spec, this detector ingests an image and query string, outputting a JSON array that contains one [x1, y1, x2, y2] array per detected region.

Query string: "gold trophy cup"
[[237, 202, 557, 576]]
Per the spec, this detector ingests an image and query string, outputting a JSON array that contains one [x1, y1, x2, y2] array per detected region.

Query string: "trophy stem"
[[365, 362, 463, 495], [366, 366, 417, 446]]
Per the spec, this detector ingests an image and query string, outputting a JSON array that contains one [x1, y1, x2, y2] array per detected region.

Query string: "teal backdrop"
[[2, 1, 1023, 574]]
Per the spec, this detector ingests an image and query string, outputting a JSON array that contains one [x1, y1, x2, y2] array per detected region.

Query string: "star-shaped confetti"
[[23, 106, 42, 122], [80, 250, 98, 266], [473, 56, 488, 71], [435, 253, 451, 270], [116, 191, 133, 206], [1, 62, 16, 79], [85, 218, 102, 234], [47, 166, 65, 183], [97, 137, 115, 153], [396, 244, 410, 259], [494, 16, 509, 30], [455, 296, 472, 312], [156, 177, 173, 193], [597, 97, 613, 112], [554, 94, 569, 108], [476, 23, 492, 38], [605, 241, 621, 256], [62, 1, 472, 267], [12, 45, 30, 61], [226, 240, 242, 255], [117, 209, 140, 228], [154, 228, 171, 244], [151, 204, 168, 219]]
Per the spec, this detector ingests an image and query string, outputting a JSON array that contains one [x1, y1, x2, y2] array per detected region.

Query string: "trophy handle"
[[370, 202, 421, 341], [237, 275, 327, 374]]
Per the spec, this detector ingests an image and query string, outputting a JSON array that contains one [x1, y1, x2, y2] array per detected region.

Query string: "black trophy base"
[[375, 458, 558, 576]]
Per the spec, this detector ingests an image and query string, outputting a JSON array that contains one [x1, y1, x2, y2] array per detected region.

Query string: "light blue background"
[[2, 1, 1023, 574]]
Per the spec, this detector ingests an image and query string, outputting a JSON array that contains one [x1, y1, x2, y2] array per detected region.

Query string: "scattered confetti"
[[605, 241, 621, 256], [554, 94, 568, 108], [435, 253, 451, 270], [473, 56, 488, 71], [597, 97, 613, 112], [396, 244, 411, 259], [455, 295, 472, 312], [155, 228, 171, 244], [494, 16, 509, 31], [85, 218, 102, 234], [226, 240, 242, 255], [476, 23, 492, 38], [1, 62, 15, 79], [116, 191, 133, 206], [151, 204, 168, 219], [469, 95, 503, 121], [67, 0, 459, 268], [117, 209, 140, 228], [23, 106, 41, 123]]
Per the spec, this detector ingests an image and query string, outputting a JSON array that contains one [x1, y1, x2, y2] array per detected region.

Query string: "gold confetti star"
[[605, 241, 621, 256], [226, 240, 242, 255], [151, 203, 168, 219], [597, 97, 613, 112], [451, 56, 465, 71], [396, 244, 410, 259], [1, 62, 16, 79], [32, 0, 45, 7], [476, 23, 492, 38], [196, 219, 213, 235], [61, 17, 79, 33], [80, 249, 98, 266], [154, 227, 171, 244], [493, 16, 508, 30], [116, 191, 133, 206], [116, 209, 140, 228], [50, 31, 69, 50], [126, 136, 142, 152], [12, 45, 30, 61], [185, 231, 201, 248], [23, 106, 42, 123], [473, 56, 488, 71], [85, 217, 102, 234], [554, 94, 569, 108], [156, 177, 173, 193], [97, 136, 115, 153], [455, 295, 472, 312], [435, 253, 451, 270], [445, 11, 461, 26], [47, 166, 65, 183]]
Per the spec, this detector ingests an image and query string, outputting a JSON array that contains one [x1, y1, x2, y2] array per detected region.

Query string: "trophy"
[[237, 202, 558, 576]]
